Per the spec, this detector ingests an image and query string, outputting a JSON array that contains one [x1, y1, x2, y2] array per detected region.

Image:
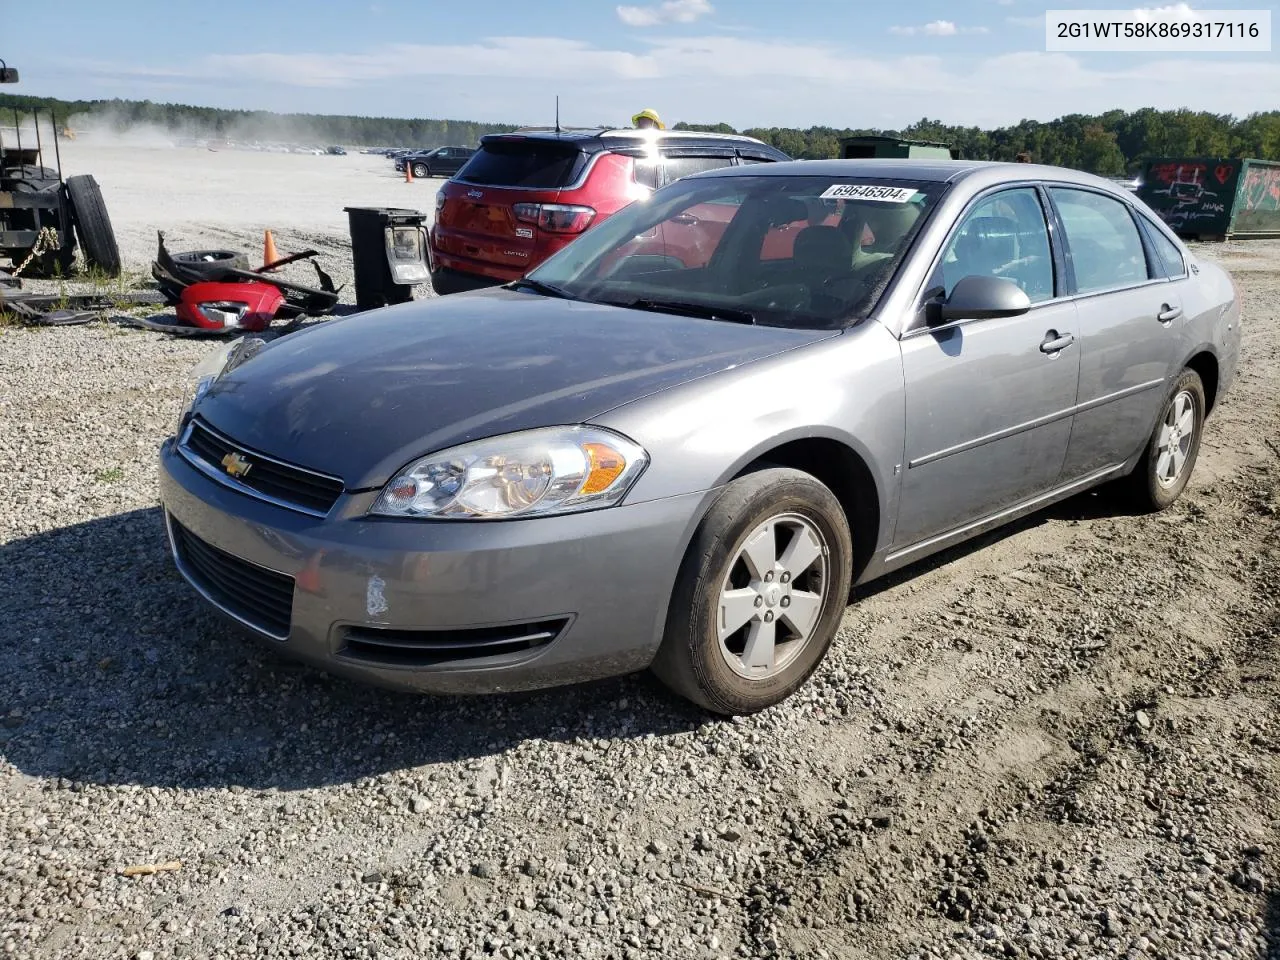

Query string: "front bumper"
[[158, 438, 708, 694]]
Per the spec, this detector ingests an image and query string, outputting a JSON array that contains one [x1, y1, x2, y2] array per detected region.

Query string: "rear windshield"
[[455, 140, 588, 188]]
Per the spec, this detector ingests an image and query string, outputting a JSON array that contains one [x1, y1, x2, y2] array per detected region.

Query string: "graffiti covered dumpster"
[[1138, 157, 1280, 240]]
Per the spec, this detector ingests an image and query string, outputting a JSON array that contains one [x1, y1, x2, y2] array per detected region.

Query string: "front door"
[[893, 186, 1081, 548]]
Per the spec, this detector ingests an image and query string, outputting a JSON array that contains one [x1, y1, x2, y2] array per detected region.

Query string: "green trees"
[[0, 94, 516, 148], [2, 94, 1277, 172], [677, 109, 1280, 172]]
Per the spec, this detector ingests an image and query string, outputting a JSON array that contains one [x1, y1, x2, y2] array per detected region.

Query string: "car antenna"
[[555, 96, 561, 135]]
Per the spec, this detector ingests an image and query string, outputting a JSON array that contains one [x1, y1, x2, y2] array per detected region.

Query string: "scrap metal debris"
[[0, 288, 164, 326], [152, 231, 341, 321]]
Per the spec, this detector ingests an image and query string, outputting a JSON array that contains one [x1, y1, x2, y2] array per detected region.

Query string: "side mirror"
[[936, 275, 1031, 324], [0, 66, 18, 84]]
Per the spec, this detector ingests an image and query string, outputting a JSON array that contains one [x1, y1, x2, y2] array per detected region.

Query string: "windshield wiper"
[[625, 298, 756, 325], [506, 277, 578, 300]]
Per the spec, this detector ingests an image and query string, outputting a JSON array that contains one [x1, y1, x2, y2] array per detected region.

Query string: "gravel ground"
[[1, 173, 1278, 958]]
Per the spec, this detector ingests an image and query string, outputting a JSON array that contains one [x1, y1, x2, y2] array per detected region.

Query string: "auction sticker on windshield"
[[820, 184, 919, 203]]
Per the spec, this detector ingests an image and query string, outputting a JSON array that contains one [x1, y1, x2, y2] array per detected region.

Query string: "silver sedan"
[[160, 159, 1242, 715]]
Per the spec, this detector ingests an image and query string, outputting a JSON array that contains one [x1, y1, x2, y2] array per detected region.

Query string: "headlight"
[[174, 336, 266, 435], [370, 426, 648, 520]]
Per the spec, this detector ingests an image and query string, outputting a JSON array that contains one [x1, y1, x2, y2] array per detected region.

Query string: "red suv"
[[428, 128, 790, 295]]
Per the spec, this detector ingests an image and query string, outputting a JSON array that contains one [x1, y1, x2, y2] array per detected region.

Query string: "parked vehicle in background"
[[428, 128, 789, 294], [325, 145, 347, 156], [394, 146, 476, 178], [161, 158, 1238, 714]]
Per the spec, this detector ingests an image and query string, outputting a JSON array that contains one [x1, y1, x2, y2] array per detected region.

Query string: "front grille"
[[170, 518, 295, 639], [340, 619, 568, 667], [182, 418, 344, 517]]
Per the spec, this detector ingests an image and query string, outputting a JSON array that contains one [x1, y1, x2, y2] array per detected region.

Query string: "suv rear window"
[[456, 140, 588, 188]]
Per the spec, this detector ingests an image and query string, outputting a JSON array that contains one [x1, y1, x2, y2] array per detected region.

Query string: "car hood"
[[194, 288, 837, 490]]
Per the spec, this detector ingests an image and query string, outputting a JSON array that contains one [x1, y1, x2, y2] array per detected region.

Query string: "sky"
[[5, 0, 1278, 129]]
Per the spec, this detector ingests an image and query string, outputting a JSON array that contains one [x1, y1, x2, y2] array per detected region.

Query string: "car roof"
[[696, 157, 1134, 192], [481, 127, 787, 159]]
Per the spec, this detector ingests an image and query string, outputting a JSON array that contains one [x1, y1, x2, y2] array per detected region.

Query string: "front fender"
[[594, 323, 906, 552]]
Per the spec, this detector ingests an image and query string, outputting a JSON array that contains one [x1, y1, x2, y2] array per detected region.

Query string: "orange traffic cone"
[[262, 229, 280, 268], [404, 163, 414, 183]]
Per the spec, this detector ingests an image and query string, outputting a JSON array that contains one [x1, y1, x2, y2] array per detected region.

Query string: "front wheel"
[[1123, 368, 1206, 511], [651, 467, 853, 715], [412, 163, 430, 179]]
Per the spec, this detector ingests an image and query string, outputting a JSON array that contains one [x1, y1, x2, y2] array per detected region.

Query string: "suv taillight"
[[512, 203, 596, 234], [435, 191, 446, 216]]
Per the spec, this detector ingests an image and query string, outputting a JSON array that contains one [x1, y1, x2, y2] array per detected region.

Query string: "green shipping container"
[[839, 136, 958, 160], [1137, 157, 1280, 240]]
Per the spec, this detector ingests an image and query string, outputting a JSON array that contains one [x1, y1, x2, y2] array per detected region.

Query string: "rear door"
[[1048, 187, 1183, 480], [441, 149, 467, 176], [647, 151, 743, 267]]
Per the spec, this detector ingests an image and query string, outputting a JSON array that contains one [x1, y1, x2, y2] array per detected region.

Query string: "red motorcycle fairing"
[[176, 281, 284, 332]]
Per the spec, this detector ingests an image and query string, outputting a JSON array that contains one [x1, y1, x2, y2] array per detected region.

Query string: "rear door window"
[[456, 140, 588, 188], [1048, 188, 1150, 293], [662, 155, 737, 185]]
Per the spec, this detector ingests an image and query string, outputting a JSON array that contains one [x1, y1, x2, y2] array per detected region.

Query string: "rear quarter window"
[[457, 141, 589, 188], [1140, 214, 1187, 278]]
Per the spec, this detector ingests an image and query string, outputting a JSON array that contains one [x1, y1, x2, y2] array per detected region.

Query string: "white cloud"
[[1132, 3, 1197, 19], [890, 20, 989, 36], [616, 0, 713, 28], [1007, 14, 1043, 27], [64, 37, 1280, 131]]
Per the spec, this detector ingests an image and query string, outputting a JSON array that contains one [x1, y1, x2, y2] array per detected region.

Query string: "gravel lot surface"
[[1, 150, 1278, 959]]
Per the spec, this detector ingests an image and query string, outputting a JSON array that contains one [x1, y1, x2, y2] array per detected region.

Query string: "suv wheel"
[[412, 163, 430, 179]]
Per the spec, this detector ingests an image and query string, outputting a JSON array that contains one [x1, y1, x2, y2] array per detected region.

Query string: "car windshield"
[[522, 174, 944, 329]]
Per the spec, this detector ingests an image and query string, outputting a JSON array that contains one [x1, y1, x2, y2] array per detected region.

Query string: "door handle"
[[1040, 330, 1076, 354], [671, 214, 700, 226], [1158, 303, 1183, 323]]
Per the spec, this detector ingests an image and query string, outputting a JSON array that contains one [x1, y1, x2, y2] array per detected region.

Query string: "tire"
[[650, 467, 853, 715], [2, 165, 60, 192], [1122, 368, 1206, 512], [66, 175, 122, 277], [412, 163, 430, 179], [170, 248, 252, 278]]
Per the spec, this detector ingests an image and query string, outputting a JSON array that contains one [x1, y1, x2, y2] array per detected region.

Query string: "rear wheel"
[[66, 175, 122, 277], [651, 467, 853, 715], [1122, 368, 1205, 511]]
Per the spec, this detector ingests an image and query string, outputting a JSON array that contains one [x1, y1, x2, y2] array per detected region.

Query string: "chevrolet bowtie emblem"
[[221, 452, 253, 478]]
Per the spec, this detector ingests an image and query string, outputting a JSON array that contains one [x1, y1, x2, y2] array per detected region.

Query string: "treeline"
[[0, 94, 517, 148], [3, 94, 1279, 173], [677, 109, 1280, 175]]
